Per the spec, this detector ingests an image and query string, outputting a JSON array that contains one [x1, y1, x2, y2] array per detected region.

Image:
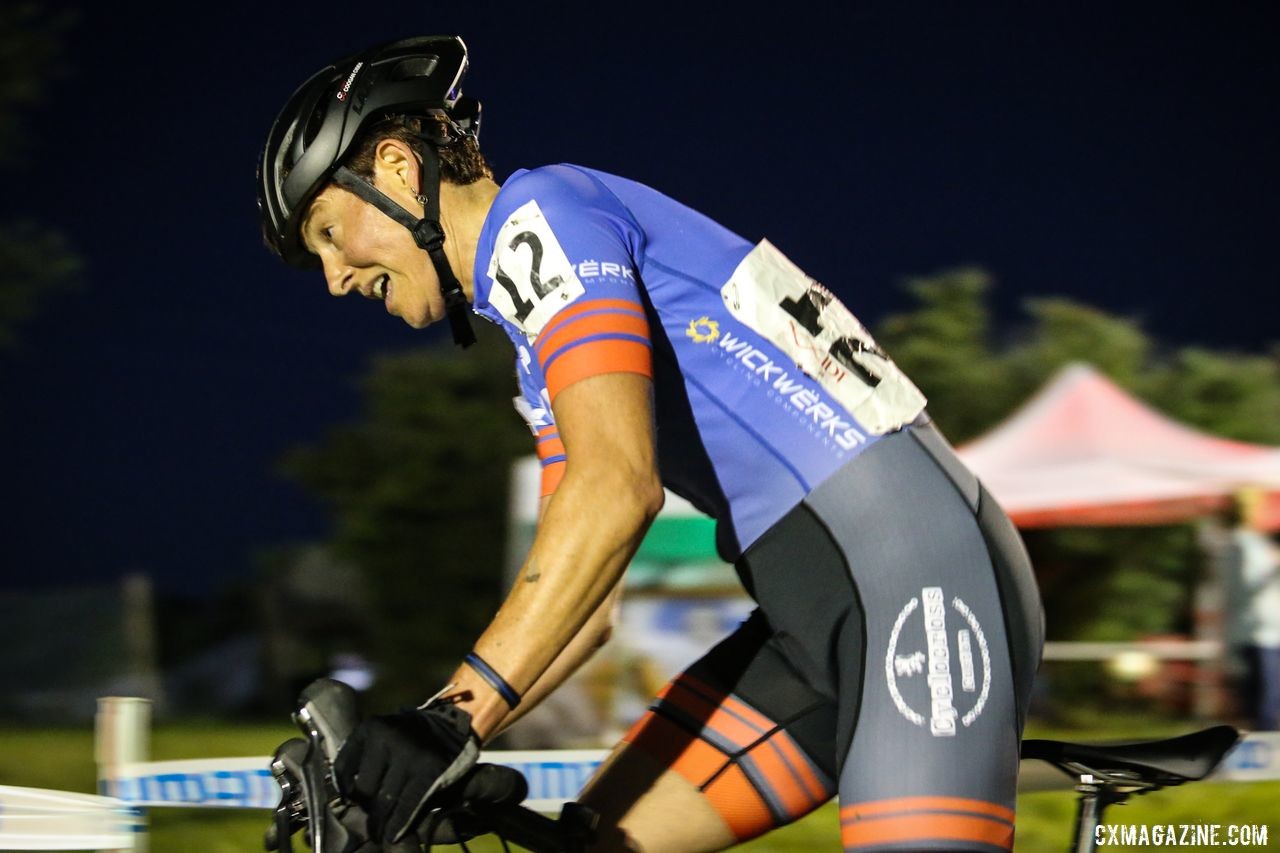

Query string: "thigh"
[[578, 612, 838, 851], [744, 424, 1040, 851], [577, 745, 735, 853]]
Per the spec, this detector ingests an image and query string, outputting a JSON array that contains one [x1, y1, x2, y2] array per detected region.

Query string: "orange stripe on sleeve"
[[534, 425, 566, 496], [543, 339, 652, 403], [535, 435, 565, 463], [540, 460, 565, 496], [535, 311, 650, 367], [536, 298, 644, 345]]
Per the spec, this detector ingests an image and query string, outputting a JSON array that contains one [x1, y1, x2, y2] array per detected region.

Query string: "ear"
[[372, 138, 422, 199]]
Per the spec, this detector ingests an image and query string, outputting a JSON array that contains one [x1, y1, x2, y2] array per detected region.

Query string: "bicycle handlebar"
[[266, 678, 596, 852]]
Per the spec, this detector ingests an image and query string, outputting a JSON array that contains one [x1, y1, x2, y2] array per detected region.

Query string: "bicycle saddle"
[[1022, 725, 1239, 787]]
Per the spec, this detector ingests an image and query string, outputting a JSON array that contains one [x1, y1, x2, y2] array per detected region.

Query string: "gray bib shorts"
[[620, 418, 1045, 851]]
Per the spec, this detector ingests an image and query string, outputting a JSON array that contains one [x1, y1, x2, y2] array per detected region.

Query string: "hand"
[[332, 703, 480, 843]]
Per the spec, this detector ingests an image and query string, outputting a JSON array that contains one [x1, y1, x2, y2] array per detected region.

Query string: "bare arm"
[[443, 372, 663, 740], [490, 572, 623, 736]]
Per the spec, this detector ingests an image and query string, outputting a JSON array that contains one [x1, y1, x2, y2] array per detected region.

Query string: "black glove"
[[332, 703, 480, 844]]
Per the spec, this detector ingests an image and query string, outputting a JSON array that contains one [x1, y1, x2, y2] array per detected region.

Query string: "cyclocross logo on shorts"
[[885, 586, 991, 737]]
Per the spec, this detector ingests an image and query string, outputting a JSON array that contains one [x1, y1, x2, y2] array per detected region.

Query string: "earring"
[[415, 193, 429, 207]]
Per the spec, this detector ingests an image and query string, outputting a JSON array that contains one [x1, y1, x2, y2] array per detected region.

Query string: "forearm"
[[490, 581, 621, 737], [447, 467, 660, 740]]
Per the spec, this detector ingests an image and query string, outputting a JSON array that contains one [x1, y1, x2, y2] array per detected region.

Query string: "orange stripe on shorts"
[[840, 795, 1015, 824], [621, 710, 728, 788], [766, 730, 831, 805], [745, 733, 827, 819], [841, 796, 1015, 850], [841, 813, 1014, 849], [622, 680, 831, 842], [704, 764, 774, 840], [658, 680, 769, 753]]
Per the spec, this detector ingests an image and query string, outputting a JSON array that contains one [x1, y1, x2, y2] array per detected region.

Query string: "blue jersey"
[[472, 165, 926, 560]]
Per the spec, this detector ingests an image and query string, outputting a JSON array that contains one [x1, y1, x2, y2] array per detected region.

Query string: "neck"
[[439, 177, 501, 302]]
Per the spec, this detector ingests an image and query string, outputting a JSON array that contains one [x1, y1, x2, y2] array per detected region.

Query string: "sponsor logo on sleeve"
[[885, 586, 992, 737], [575, 259, 635, 281]]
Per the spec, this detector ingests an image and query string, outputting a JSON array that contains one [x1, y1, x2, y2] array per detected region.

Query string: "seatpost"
[[1071, 775, 1123, 853]]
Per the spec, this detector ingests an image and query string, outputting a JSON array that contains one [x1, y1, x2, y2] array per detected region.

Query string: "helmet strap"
[[332, 159, 476, 348]]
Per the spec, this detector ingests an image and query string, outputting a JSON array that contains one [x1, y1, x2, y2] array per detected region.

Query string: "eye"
[[322, 226, 334, 241]]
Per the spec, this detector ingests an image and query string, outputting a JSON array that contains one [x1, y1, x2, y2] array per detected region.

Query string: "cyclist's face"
[[300, 146, 443, 329]]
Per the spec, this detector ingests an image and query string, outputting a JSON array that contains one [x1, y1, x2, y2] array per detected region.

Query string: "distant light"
[[1106, 650, 1159, 681], [330, 653, 376, 691]]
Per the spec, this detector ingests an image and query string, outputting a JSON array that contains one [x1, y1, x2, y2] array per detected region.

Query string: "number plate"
[[720, 240, 926, 435], [486, 200, 586, 336]]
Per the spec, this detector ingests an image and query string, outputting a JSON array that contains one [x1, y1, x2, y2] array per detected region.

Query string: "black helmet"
[[257, 35, 480, 346]]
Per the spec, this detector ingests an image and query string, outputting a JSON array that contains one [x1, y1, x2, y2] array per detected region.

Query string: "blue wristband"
[[464, 652, 521, 709]]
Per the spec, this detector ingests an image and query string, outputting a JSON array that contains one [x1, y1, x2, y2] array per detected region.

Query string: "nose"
[[323, 257, 357, 297]]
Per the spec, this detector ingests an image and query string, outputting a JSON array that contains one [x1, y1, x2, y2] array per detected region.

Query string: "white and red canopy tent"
[[956, 363, 1280, 529]]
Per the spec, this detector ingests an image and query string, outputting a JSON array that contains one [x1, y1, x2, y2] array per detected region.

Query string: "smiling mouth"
[[372, 274, 390, 300]]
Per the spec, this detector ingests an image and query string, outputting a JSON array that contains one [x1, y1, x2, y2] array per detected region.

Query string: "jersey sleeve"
[[481, 166, 653, 406], [510, 342, 567, 497]]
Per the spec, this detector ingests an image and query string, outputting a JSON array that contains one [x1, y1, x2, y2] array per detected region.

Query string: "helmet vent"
[[387, 56, 439, 80]]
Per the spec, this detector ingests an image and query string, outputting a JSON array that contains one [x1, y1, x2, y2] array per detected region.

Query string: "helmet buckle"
[[412, 219, 446, 252]]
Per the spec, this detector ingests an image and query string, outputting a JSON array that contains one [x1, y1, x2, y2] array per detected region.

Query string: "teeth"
[[373, 275, 388, 300]]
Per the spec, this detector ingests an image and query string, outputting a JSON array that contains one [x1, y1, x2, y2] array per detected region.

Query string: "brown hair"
[[343, 114, 493, 185]]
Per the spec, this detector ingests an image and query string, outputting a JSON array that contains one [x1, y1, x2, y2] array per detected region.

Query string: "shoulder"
[[492, 164, 626, 219], [475, 165, 644, 338], [480, 164, 643, 273]]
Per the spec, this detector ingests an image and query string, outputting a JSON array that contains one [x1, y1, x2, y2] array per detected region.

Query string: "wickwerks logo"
[[885, 586, 991, 737], [699, 325, 869, 452], [686, 316, 720, 344]]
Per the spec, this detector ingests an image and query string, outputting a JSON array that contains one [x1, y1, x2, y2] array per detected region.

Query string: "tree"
[[0, 4, 81, 349], [0, 223, 80, 348], [875, 268, 1012, 443], [280, 324, 531, 706], [1147, 348, 1280, 445], [1004, 297, 1152, 402]]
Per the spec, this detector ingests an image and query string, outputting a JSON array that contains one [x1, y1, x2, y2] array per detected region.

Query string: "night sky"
[[2, 3, 1276, 595]]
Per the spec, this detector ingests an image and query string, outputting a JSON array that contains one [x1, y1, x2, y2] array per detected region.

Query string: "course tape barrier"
[[1215, 731, 1280, 782], [100, 749, 610, 814], [97, 732, 1280, 811], [0, 785, 144, 850], [7, 733, 1276, 850]]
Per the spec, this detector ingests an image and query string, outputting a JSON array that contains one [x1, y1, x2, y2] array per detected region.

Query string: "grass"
[[1, 718, 1275, 852]]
